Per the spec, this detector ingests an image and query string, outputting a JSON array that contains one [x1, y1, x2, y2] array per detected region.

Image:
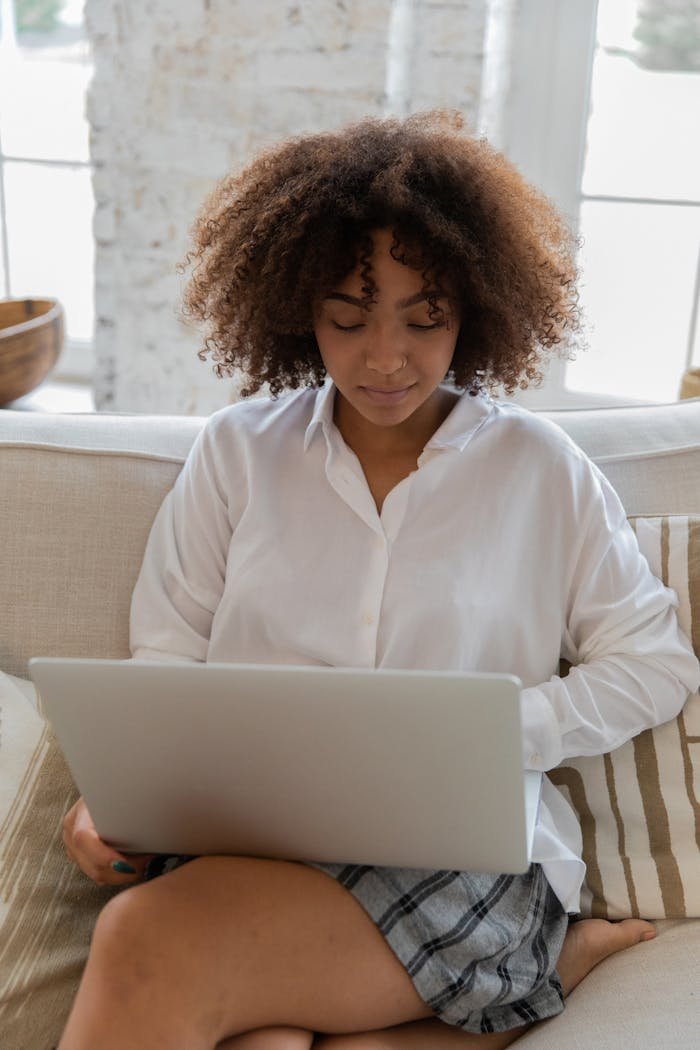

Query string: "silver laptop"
[[29, 658, 541, 873]]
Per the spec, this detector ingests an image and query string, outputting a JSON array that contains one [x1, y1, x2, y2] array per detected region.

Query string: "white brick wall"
[[411, 0, 488, 118], [86, 0, 492, 413]]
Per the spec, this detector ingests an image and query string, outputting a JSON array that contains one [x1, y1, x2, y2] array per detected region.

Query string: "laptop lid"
[[29, 658, 541, 874]]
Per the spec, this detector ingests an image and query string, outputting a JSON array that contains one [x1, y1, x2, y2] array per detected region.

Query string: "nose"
[[365, 326, 406, 376]]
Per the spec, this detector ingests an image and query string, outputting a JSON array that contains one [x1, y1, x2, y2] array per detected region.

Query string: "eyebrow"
[[323, 291, 445, 309]]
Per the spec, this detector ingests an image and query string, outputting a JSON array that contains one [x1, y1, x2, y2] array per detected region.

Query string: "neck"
[[333, 387, 458, 463]]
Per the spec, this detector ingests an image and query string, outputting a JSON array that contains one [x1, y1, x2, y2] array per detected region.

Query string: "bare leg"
[[58, 856, 432, 1050], [315, 1018, 524, 1049], [312, 917, 657, 1050], [216, 1028, 313, 1050], [58, 855, 656, 1050]]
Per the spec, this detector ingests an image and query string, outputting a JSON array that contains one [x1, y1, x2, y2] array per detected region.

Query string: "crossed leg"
[[216, 917, 656, 1050], [58, 856, 655, 1050]]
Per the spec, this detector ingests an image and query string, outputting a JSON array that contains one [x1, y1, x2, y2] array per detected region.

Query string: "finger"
[[70, 813, 123, 876], [76, 840, 154, 886], [108, 852, 157, 881], [63, 799, 152, 885], [72, 830, 138, 885]]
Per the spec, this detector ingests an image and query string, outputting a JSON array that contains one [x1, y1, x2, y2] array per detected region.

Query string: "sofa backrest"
[[2, 399, 700, 679], [541, 399, 700, 517], [1, 413, 202, 678]]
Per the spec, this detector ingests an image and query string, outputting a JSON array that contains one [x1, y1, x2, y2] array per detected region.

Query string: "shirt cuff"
[[520, 685, 562, 770]]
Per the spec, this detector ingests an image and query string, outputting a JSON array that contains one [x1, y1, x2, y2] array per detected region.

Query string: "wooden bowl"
[[0, 298, 64, 406], [680, 368, 700, 401]]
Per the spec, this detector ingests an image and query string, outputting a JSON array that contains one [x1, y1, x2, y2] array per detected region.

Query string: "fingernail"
[[111, 860, 137, 875], [643, 931, 656, 940]]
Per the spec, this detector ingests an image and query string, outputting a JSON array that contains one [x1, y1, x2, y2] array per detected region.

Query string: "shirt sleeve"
[[521, 461, 700, 771], [129, 412, 245, 662]]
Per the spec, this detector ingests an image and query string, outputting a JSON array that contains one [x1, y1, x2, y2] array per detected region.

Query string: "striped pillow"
[[0, 674, 117, 1047], [550, 516, 700, 919]]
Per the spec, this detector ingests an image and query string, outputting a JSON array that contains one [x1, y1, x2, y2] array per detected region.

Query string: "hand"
[[63, 797, 155, 886]]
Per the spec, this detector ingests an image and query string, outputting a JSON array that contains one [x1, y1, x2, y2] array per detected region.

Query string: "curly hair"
[[181, 111, 581, 397]]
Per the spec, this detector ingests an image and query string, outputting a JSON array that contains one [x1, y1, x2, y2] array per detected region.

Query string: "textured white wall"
[[86, 0, 493, 414]]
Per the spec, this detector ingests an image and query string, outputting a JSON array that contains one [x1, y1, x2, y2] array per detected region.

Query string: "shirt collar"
[[303, 380, 493, 454], [303, 379, 337, 451], [424, 388, 494, 452]]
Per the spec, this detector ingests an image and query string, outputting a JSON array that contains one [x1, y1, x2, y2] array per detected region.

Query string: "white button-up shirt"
[[130, 381, 700, 913]]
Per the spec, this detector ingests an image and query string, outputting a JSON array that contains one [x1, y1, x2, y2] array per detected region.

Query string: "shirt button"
[[529, 752, 542, 766], [362, 613, 375, 626]]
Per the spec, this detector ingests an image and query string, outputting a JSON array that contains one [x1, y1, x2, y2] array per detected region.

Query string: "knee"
[[90, 880, 162, 968], [89, 856, 248, 967]]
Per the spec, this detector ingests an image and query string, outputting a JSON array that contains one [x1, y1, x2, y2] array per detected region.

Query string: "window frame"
[[0, 0, 94, 382], [493, 0, 699, 410]]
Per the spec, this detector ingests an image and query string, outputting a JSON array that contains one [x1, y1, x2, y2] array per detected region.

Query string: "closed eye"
[[332, 321, 365, 332], [409, 322, 444, 330]]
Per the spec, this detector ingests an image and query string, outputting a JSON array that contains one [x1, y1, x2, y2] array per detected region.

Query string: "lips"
[[361, 385, 414, 404]]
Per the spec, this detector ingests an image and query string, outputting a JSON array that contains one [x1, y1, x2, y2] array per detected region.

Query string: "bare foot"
[[556, 918, 656, 996]]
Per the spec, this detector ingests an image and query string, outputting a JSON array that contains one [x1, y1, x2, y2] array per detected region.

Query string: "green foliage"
[[633, 0, 700, 71], [16, 0, 68, 34]]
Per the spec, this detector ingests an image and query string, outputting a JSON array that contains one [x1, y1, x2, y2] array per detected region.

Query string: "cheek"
[[315, 335, 347, 378], [431, 335, 459, 372], [312, 323, 331, 355]]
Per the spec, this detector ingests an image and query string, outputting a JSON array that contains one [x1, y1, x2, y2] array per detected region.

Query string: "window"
[[0, 0, 94, 379], [569, 0, 700, 404], [496, 0, 700, 408]]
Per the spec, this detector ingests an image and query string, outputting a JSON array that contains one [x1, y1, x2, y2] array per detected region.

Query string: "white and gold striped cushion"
[[550, 516, 700, 918]]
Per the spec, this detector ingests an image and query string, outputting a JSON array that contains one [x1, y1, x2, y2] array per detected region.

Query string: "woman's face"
[[313, 230, 460, 442]]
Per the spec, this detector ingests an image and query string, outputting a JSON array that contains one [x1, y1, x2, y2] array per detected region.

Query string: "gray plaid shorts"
[[309, 861, 568, 1034]]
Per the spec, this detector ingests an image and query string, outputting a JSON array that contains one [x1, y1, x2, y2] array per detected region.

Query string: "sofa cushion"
[[0, 419, 190, 679], [512, 918, 700, 1048], [0, 672, 118, 1047], [550, 515, 700, 918]]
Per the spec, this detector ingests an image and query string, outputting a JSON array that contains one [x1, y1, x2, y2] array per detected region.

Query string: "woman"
[[61, 112, 699, 1050]]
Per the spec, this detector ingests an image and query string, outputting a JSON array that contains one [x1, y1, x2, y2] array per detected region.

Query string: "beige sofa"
[[1, 401, 699, 1049]]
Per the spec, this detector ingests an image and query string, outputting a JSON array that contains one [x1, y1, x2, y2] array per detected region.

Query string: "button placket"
[[359, 536, 390, 665], [325, 447, 381, 536], [380, 472, 412, 543]]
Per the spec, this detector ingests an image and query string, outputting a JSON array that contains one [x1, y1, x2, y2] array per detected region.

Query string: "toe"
[[612, 918, 656, 946]]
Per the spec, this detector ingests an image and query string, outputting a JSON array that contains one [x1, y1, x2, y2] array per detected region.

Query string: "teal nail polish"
[[112, 860, 137, 875]]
